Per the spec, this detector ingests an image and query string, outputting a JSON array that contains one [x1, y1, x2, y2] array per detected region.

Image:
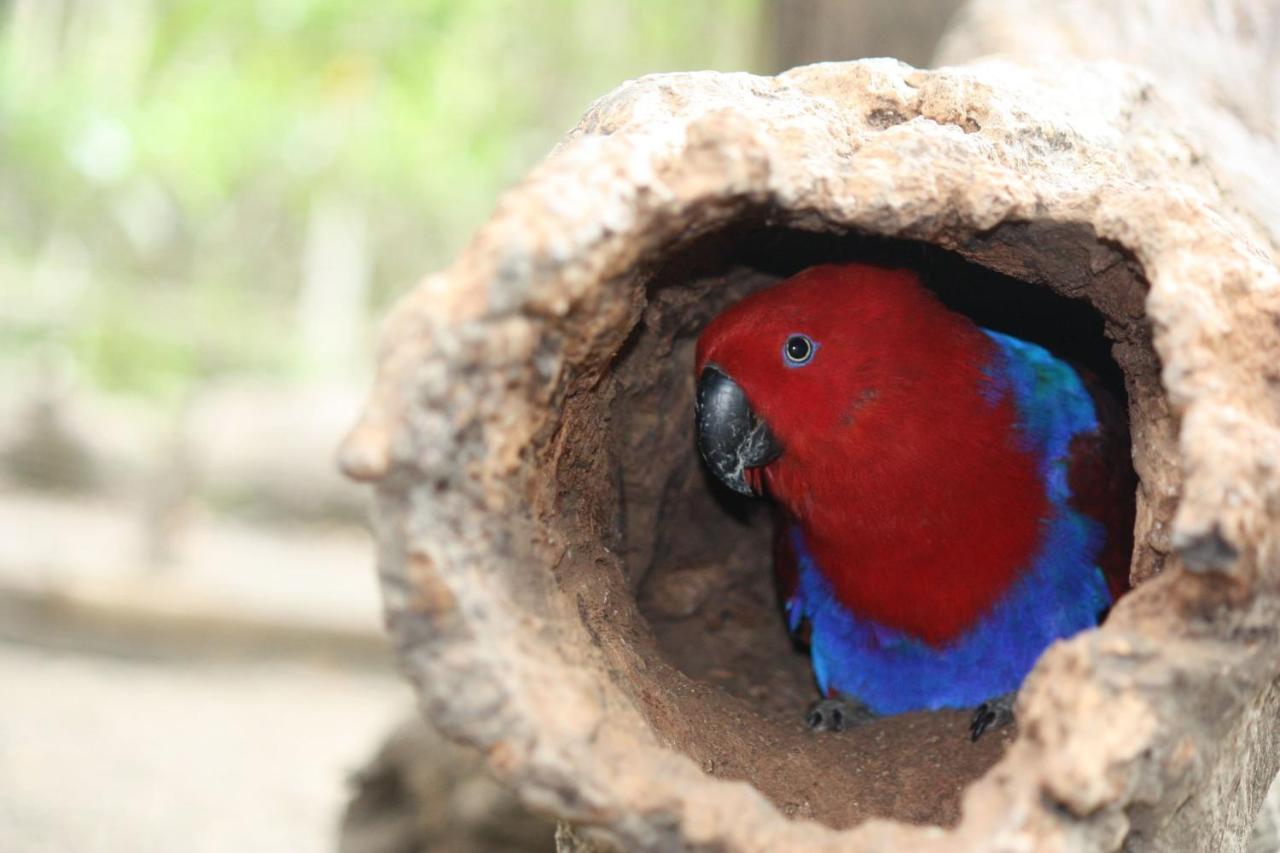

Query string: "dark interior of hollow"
[[581, 225, 1138, 830]]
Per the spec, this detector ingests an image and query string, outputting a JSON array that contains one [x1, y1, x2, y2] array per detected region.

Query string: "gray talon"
[[970, 691, 1017, 742], [805, 696, 876, 732]]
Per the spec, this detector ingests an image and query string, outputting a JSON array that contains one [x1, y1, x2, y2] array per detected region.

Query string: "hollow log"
[[341, 2, 1280, 850]]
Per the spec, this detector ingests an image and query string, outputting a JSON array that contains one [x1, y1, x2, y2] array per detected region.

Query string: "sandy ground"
[[0, 485, 416, 852], [0, 491, 382, 635], [0, 641, 411, 853]]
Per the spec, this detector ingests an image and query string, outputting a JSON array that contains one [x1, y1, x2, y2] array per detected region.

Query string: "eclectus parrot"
[[694, 263, 1133, 739]]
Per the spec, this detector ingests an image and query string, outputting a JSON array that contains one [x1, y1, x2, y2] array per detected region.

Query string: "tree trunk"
[[343, 1, 1280, 850]]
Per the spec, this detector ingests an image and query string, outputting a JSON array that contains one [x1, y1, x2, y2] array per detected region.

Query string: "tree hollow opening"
[[555, 222, 1162, 831]]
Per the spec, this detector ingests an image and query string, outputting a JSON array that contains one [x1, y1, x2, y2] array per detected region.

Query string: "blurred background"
[[0, 2, 967, 851]]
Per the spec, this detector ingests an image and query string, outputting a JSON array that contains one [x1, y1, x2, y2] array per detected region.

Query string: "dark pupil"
[[786, 335, 811, 362]]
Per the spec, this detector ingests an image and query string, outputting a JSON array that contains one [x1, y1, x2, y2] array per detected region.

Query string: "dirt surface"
[[0, 641, 409, 853]]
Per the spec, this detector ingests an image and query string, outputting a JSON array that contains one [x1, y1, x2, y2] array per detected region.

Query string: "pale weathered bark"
[[342, 1, 1280, 850]]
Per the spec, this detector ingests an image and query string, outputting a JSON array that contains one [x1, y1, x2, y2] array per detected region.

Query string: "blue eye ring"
[[782, 333, 818, 367]]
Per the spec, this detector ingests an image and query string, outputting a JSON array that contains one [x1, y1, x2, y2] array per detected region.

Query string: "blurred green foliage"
[[0, 0, 763, 399]]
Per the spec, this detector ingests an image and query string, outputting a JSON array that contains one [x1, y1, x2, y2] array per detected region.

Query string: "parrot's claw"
[[969, 692, 1016, 742], [805, 696, 876, 733]]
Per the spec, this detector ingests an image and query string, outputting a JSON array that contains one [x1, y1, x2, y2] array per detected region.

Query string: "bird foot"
[[970, 692, 1016, 742], [805, 696, 876, 732]]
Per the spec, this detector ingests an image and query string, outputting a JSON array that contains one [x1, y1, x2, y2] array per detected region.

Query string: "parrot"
[[693, 263, 1133, 740]]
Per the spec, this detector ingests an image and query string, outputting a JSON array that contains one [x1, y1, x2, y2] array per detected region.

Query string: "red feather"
[[698, 264, 1076, 646], [1069, 371, 1135, 601]]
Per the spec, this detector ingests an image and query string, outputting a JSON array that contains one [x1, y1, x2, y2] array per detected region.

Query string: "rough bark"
[[342, 2, 1280, 850]]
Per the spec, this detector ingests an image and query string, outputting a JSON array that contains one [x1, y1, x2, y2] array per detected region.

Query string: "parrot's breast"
[[784, 329, 1115, 713]]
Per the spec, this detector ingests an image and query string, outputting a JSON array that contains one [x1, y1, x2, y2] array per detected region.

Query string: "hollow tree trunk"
[[341, 1, 1280, 850]]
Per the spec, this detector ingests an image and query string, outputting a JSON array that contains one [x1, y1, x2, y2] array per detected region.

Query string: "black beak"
[[696, 365, 782, 496]]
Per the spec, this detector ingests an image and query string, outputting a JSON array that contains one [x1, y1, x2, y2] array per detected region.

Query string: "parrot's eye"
[[783, 333, 817, 367]]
